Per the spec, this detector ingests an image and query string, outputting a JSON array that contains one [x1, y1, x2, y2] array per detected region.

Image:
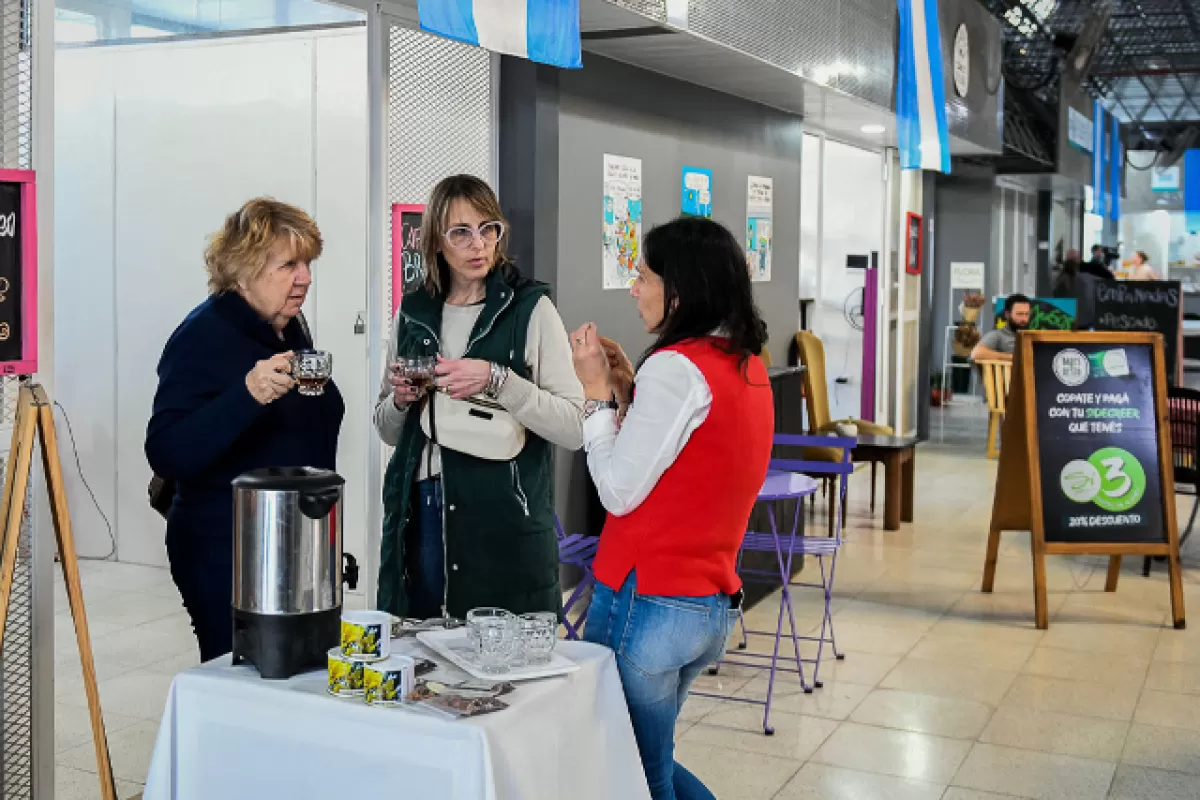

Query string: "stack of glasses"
[[466, 608, 558, 674]]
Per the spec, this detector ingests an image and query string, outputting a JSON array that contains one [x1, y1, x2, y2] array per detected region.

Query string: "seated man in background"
[[971, 293, 1031, 363]]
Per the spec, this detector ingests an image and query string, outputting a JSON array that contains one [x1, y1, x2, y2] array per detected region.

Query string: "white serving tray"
[[416, 628, 579, 682]]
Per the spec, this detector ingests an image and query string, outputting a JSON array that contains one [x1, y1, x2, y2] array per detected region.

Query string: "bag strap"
[[426, 391, 438, 477]]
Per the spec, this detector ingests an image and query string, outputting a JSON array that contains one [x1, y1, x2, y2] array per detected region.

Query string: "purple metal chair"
[[692, 434, 854, 735], [555, 515, 599, 640]]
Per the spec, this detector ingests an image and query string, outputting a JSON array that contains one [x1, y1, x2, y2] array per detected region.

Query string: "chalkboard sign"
[[0, 181, 22, 363], [1085, 280, 1182, 385], [1032, 341, 1164, 544], [390, 204, 425, 314], [0, 170, 36, 376], [982, 331, 1185, 630]]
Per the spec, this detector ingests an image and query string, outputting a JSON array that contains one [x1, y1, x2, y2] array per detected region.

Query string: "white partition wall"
[[802, 137, 885, 422], [54, 28, 370, 592]]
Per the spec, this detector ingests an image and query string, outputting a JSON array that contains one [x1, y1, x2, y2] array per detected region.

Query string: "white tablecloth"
[[143, 639, 651, 800]]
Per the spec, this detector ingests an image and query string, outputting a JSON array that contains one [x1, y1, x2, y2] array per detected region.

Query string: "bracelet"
[[484, 362, 510, 399]]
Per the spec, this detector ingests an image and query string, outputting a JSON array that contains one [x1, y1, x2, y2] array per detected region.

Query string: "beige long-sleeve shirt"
[[374, 296, 584, 478]]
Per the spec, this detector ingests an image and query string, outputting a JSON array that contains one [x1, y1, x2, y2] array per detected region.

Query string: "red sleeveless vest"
[[592, 338, 774, 597]]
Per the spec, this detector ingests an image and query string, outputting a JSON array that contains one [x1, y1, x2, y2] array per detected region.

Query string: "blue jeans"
[[407, 478, 445, 619], [583, 573, 731, 800]]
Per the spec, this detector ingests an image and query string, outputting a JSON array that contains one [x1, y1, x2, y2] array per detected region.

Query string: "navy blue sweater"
[[146, 292, 345, 547]]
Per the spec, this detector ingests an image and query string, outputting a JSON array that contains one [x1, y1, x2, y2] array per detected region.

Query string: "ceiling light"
[[861, 124, 886, 134]]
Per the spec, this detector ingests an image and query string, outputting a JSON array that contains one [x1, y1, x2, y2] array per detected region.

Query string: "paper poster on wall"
[[1151, 164, 1181, 193], [681, 166, 713, 218], [950, 261, 984, 289], [746, 175, 773, 282], [603, 154, 643, 290]]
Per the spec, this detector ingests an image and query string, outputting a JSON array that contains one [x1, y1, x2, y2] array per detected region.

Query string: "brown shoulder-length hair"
[[420, 175, 512, 296]]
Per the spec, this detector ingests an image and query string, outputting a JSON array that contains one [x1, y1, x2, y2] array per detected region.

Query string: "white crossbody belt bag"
[[420, 390, 526, 461]]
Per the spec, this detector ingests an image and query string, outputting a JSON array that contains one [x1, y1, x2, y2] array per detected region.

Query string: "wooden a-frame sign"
[[982, 330, 1186, 630], [0, 381, 115, 798]]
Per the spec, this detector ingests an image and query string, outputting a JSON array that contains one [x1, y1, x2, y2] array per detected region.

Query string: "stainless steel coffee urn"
[[230, 467, 359, 679]]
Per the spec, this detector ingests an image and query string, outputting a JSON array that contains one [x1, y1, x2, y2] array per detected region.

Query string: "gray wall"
[[1123, 149, 1186, 212], [553, 55, 804, 366], [550, 55, 804, 534], [931, 174, 998, 373], [939, 0, 1004, 153], [1057, 80, 1094, 187]]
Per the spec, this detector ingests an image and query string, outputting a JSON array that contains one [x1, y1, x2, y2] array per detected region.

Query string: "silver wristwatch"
[[483, 362, 510, 399], [583, 399, 619, 419]]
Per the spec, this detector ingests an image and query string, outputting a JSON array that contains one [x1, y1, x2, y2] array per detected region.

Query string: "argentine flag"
[[418, 0, 583, 69], [896, 0, 950, 173]]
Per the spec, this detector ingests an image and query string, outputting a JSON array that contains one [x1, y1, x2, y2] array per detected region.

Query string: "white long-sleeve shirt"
[[583, 350, 713, 516]]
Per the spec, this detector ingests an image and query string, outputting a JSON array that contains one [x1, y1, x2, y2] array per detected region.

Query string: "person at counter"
[[374, 175, 583, 621], [570, 217, 774, 800], [970, 293, 1031, 363], [1052, 249, 1082, 298], [1127, 250, 1161, 281], [1087, 244, 1117, 280], [145, 198, 344, 662]]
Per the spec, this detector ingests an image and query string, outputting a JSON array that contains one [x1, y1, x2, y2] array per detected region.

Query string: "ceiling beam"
[[1128, 1, 1200, 118], [1093, 67, 1200, 77], [1180, 0, 1200, 41]]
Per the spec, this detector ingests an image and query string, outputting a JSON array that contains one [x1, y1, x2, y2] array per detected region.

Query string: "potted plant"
[[930, 372, 952, 406], [959, 292, 986, 324], [952, 321, 981, 358]]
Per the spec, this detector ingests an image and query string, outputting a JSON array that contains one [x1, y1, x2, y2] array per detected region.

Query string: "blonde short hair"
[[204, 198, 323, 293]]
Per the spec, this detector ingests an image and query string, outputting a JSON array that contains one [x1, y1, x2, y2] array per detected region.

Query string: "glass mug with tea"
[[292, 350, 333, 396], [394, 356, 437, 395]]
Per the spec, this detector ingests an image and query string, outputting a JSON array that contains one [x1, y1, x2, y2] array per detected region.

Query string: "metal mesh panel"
[[385, 24, 493, 312], [0, 0, 33, 792], [605, 0, 667, 21], [612, 0, 899, 109]]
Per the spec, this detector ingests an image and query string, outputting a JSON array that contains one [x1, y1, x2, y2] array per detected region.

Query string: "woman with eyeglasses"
[[374, 174, 584, 620]]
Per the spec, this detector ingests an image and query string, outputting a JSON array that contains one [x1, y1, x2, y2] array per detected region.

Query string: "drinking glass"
[[292, 350, 333, 396], [467, 607, 515, 674], [397, 356, 436, 395], [518, 612, 557, 667]]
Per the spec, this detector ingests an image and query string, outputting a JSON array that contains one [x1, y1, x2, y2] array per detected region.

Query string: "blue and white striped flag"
[[418, 0, 582, 69], [896, 0, 950, 173]]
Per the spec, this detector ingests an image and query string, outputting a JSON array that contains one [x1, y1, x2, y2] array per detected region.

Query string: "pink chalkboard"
[[0, 170, 37, 376], [391, 204, 425, 314]]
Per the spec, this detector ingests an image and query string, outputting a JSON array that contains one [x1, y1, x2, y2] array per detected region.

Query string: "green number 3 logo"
[[1099, 456, 1132, 499], [1088, 448, 1146, 512]]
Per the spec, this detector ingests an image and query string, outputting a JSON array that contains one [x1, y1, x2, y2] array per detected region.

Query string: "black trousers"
[[167, 533, 233, 662]]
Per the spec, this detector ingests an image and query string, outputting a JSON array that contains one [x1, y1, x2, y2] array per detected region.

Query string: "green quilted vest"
[[377, 267, 559, 619]]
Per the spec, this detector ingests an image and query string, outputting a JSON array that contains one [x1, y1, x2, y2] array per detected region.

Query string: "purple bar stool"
[[691, 434, 854, 735], [555, 515, 598, 640]]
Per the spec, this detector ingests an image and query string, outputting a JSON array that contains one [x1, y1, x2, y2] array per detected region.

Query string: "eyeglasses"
[[444, 221, 506, 250]]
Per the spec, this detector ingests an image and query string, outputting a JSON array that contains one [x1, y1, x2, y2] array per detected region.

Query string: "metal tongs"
[[391, 616, 466, 638]]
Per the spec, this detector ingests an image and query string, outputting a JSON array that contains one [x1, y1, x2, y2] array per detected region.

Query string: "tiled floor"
[[54, 407, 1200, 799]]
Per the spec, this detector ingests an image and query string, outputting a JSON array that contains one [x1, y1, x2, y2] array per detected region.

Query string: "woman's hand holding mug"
[[389, 366, 423, 409], [434, 356, 492, 400], [246, 352, 296, 405]]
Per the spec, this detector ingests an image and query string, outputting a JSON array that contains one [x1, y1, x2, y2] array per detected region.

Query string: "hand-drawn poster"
[[603, 154, 643, 290], [746, 175, 773, 282], [681, 166, 713, 218]]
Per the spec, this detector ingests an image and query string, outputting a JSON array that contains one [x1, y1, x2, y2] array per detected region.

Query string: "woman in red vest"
[[570, 217, 774, 800]]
